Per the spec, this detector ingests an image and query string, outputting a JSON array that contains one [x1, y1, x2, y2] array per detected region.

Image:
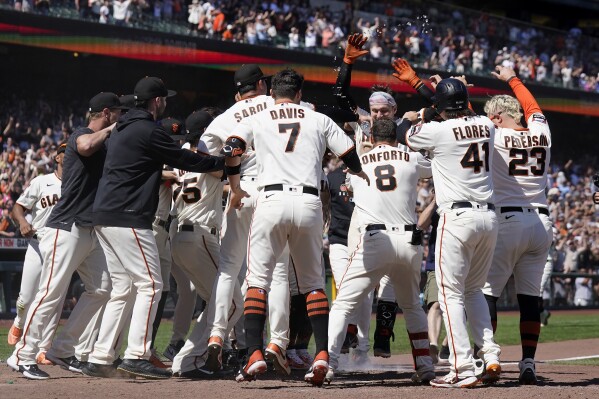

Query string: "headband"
[[369, 91, 397, 108]]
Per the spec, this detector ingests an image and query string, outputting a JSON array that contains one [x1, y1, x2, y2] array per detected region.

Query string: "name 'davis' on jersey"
[[269, 107, 305, 120], [234, 101, 268, 122], [361, 149, 410, 165]]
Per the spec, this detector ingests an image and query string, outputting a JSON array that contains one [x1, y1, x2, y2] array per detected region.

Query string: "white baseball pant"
[[152, 218, 172, 292], [88, 226, 162, 364], [329, 227, 432, 373], [483, 210, 552, 297], [13, 225, 110, 365], [436, 207, 500, 377], [13, 238, 64, 354]]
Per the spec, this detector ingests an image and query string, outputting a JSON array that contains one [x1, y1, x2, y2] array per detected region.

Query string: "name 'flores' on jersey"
[[492, 121, 552, 207], [352, 145, 431, 227]]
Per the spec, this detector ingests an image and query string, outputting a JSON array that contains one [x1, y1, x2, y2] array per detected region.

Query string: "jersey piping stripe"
[[16, 228, 60, 364], [437, 214, 460, 378], [202, 235, 218, 270], [289, 255, 300, 293], [337, 233, 363, 291], [338, 145, 356, 159], [132, 228, 156, 357]]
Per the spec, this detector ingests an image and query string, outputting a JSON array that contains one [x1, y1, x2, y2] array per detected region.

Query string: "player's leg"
[[390, 233, 434, 384], [328, 231, 384, 375], [94, 226, 170, 378], [9, 240, 43, 346], [237, 193, 288, 381], [10, 227, 91, 378], [150, 223, 172, 362], [513, 213, 553, 385], [49, 230, 111, 366], [374, 275, 398, 358], [164, 261, 196, 360], [463, 211, 501, 379], [431, 211, 482, 385], [209, 179, 258, 343], [424, 271, 442, 363], [265, 245, 292, 376]]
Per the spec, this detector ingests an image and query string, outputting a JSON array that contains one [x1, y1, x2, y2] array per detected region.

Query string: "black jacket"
[[93, 109, 224, 229]]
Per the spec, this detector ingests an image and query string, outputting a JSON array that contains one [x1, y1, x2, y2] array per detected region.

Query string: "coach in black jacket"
[[87, 77, 224, 380]]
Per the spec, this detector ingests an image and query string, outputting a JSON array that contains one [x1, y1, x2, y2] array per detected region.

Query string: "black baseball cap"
[[88, 92, 126, 112], [56, 143, 67, 155], [160, 117, 184, 135], [119, 94, 135, 109], [185, 111, 213, 141], [134, 76, 177, 101], [234, 64, 269, 88]]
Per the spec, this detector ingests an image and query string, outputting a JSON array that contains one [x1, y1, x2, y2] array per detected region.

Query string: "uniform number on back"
[[509, 147, 546, 176], [181, 177, 201, 203], [374, 165, 397, 192], [460, 142, 489, 173], [278, 122, 301, 152]]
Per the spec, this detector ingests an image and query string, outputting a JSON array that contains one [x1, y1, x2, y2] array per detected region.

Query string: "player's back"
[[492, 113, 551, 207], [201, 95, 272, 176], [246, 103, 352, 190], [409, 115, 495, 208], [352, 144, 431, 226], [173, 168, 223, 229]]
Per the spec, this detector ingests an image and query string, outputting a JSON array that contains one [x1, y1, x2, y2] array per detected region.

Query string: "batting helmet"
[[432, 78, 469, 112]]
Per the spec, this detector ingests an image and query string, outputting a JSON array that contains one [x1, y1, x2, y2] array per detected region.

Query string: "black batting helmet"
[[432, 78, 469, 112]]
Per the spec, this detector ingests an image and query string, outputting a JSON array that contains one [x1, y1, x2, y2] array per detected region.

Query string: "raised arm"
[[391, 59, 435, 103], [492, 65, 542, 120], [333, 33, 369, 113]]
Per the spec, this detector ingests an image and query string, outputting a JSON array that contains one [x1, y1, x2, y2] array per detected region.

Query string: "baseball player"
[[85, 77, 223, 380], [399, 78, 501, 388], [328, 117, 435, 384], [482, 65, 552, 385], [201, 65, 302, 373], [224, 68, 368, 386], [8, 143, 66, 365], [7, 93, 123, 380], [167, 110, 231, 377], [333, 34, 405, 358]]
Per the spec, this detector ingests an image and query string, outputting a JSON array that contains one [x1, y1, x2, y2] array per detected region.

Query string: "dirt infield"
[[1, 338, 598, 399]]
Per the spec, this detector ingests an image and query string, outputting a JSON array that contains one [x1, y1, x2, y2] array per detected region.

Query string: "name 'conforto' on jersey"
[[361, 149, 410, 165]]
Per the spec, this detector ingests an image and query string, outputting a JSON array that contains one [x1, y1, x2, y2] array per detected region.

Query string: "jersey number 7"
[[279, 122, 301, 152]]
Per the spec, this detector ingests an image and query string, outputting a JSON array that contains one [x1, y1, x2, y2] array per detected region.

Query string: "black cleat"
[[45, 354, 85, 374], [117, 359, 172, 379]]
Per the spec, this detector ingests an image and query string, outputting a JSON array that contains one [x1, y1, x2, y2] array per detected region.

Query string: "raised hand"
[[491, 65, 517, 82], [391, 59, 419, 87], [344, 33, 369, 64]]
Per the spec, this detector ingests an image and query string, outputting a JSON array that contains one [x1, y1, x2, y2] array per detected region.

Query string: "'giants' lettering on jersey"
[[453, 124, 491, 141], [361, 149, 410, 165], [234, 102, 269, 122], [40, 194, 59, 209], [503, 134, 549, 149], [269, 107, 305, 120]]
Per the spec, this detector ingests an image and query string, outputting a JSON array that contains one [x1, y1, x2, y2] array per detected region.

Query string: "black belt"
[[264, 184, 319, 196], [451, 202, 495, 211], [500, 206, 549, 216], [365, 224, 416, 232], [155, 219, 168, 228], [180, 225, 217, 235]]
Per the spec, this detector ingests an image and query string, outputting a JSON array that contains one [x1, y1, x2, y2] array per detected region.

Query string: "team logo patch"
[[171, 123, 180, 133], [532, 114, 547, 124]]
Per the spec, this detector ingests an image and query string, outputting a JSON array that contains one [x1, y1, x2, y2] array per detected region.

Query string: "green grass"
[[1, 312, 598, 361], [549, 358, 599, 366]]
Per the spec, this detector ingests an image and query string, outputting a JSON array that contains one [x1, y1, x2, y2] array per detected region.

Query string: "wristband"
[[225, 164, 241, 176]]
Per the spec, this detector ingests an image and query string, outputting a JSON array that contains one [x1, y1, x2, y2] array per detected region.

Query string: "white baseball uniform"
[[171, 145, 231, 373], [12, 127, 111, 367], [483, 90, 553, 298], [201, 95, 292, 347], [152, 176, 173, 292], [406, 113, 500, 378], [329, 145, 433, 377], [13, 172, 64, 353]]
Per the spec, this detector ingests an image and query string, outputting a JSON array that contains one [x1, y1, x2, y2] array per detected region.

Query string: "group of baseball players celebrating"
[[6, 32, 552, 389]]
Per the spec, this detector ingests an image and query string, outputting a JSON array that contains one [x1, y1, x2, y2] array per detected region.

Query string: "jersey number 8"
[[374, 165, 397, 191]]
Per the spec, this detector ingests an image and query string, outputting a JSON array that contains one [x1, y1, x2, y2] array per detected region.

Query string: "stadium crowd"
[[4, 0, 599, 92], [1, 89, 598, 306]]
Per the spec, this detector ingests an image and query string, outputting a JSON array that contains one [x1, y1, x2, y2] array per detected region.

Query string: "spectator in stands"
[[562, 60, 573, 88], [187, 0, 201, 33], [574, 268, 594, 306], [99, 0, 110, 24], [471, 45, 484, 74], [113, 0, 132, 26], [0, 208, 17, 237], [305, 25, 317, 52], [222, 24, 234, 41], [288, 26, 300, 49]]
